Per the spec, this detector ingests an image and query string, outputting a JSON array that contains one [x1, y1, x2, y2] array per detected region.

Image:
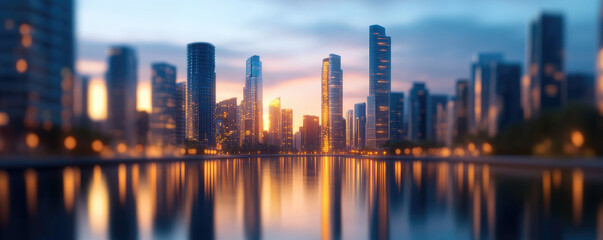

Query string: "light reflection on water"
[[0, 156, 602, 239]]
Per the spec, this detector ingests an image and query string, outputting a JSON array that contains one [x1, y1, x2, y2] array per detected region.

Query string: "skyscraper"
[[217, 98, 239, 150], [366, 96, 376, 148], [489, 63, 523, 137], [368, 25, 391, 148], [469, 53, 504, 134], [427, 95, 449, 143], [281, 109, 293, 149], [566, 73, 594, 107], [528, 13, 565, 116], [268, 98, 281, 145], [389, 92, 405, 143], [106, 46, 138, 147], [242, 55, 263, 145], [302, 115, 320, 152], [346, 110, 354, 149], [321, 54, 344, 153], [354, 103, 367, 149], [187, 42, 216, 148], [149, 63, 177, 152], [0, 0, 75, 152], [175, 82, 187, 146], [409, 83, 429, 141], [454, 79, 470, 141]]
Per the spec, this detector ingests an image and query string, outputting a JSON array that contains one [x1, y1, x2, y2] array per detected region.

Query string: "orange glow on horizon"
[[89, 77, 107, 120], [137, 81, 152, 113]]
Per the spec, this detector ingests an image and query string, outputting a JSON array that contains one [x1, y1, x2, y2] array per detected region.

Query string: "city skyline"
[[76, 0, 599, 132]]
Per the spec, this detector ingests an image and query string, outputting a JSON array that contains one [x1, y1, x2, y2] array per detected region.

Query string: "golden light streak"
[[553, 169, 562, 189], [572, 169, 584, 225], [88, 77, 107, 120], [542, 170, 551, 215], [88, 166, 109, 238], [468, 164, 475, 194], [598, 202, 603, 240], [63, 167, 75, 213], [413, 161, 422, 189], [321, 158, 330, 240], [24, 169, 37, 216], [132, 164, 139, 198], [457, 163, 464, 193], [0, 171, 9, 225], [118, 164, 127, 205], [473, 184, 481, 240]]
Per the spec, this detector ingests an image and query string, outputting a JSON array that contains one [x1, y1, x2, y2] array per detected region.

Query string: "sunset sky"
[[77, 0, 598, 131]]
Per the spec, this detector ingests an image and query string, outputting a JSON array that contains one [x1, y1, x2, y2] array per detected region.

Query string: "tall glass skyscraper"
[[243, 55, 263, 145], [175, 82, 187, 146], [106, 46, 138, 147], [409, 83, 429, 141], [366, 96, 376, 147], [469, 53, 504, 134], [368, 25, 391, 148], [187, 42, 216, 148], [489, 63, 523, 137], [281, 109, 293, 149], [328, 54, 344, 152], [389, 92, 405, 143], [0, 0, 74, 152], [321, 58, 330, 153], [528, 13, 565, 116], [346, 110, 354, 149], [427, 95, 448, 142], [150, 62, 177, 151], [354, 103, 366, 149], [217, 97, 239, 150], [268, 98, 281, 145]]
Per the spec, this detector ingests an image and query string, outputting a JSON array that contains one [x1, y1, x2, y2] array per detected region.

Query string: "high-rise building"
[[216, 98, 239, 151], [454, 79, 470, 141], [242, 55, 263, 145], [368, 25, 391, 148], [598, 1, 603, 115], [136, 111, 149, 148], [187, 42, 216, 148], [320, 54, 344, 153], [427, 95, 449, 143], [0, 0, 75, 151], [281, 109, 293, 149], [566, 73, 594, 107], [354, 103, 367, 149], [469, 53, 504, 134], [389, 92, 405, 143], [489, 63, 523, 137], [409, 83, 429, 141], [175, 82, 186, 146], [302, 115, 320, 152], [346, 110, 354, 149], [268, 98, 281, 145], [366, 96, 376, 148], [294, 130, 302, 151], [528, 13, 565, 116], [149, 63, 177, 152], [106, 46, 138, 147]]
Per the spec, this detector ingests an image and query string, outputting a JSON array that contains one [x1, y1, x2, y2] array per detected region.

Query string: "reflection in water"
[[0, 157, 602, 239]]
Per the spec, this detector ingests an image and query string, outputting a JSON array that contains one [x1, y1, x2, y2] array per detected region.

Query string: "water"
[[0, 156, 601, 239]]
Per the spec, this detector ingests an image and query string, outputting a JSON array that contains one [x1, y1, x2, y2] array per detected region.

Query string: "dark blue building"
[[469, 53, 504, 134], [454, 79, 469, 141], [150, 62, 177, 150], [368, 25, 391, 148], [566, 73, 594, 107], [187, 42, 216, 148], [427, 95, 449, 142], [389, 92, 404, 143], [176, 82, 187, 146], [409, 83, 429, 141], [106, 46, 138, 147], [354, 103, 366, 149], [489, 63, 523, 136]]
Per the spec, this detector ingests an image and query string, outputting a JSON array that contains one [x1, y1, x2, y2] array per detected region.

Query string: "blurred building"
[[489, 62, 523, 137], [427, 95, 448, 143], [566, 73, 594, 107], [175, 82, 186, 146], [0, 0, 75, 152], [409, 83, 429, 141], [242, 55, 263, 145], [321, 54, 344, 153], [528, 13, 565, 116], [354, 103, 366, 149], [454, 79, 469, 141], [187, 42, 216, 148], [389, 92, 405, 143], [366, 96, 376, 148], [216, 97, 239, 150], [346, 109, 354, 149], [302, 115, 320, 152], [149, 63, 177, 152], [268, 98, 281, 145], [469, 53, 504, 134], [106, 46, 138, 147], [368, 25, 391, 149], [281, 109, 293, 149], [294, 130, 302, 151], [75, 75, 91, 129], [136, 111, 149, 147]]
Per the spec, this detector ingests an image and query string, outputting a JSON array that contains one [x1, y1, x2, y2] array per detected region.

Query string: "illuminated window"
[[16, 59, 27, 73]]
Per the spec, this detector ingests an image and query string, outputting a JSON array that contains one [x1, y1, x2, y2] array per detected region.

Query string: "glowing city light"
[[571, 130, 584, 148], [64, 136, 76, 150], [25, 133, 39, 149], [91, 140, 103, 152]]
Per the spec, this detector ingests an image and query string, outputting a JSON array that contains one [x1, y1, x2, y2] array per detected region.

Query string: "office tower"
[[566, 73, 594, 107], [268, 98, 281, 145], [427, 95, 449, 144], [281, 109, 293, 149], [368, 25, 392, 149], [389, 92, 405, 143], [409, 83, 429, 141], [136, 111, 149, 148], [445, 99, 455, 147], [187, 42, 216, 148], [366, 96, 376, 148], [346, 110, 354, 149], [598, 1, 603, 114], [106, 46, 138, 147], [242, 55, 263, 145], [0, 0, 75, 151], [302, 115, 320, 152], [320, 54, 344, 153], [489, 63, 523, 137], [354, 103, 367, 149], [469, 53, 504, 134], [216, 98, 239, 151], [528, 13, 565, 116], [149, 63, 177, 151], [454, 80, 470, 141], [294, 130, 302, 151], [175, 82, 186, 146], [75, 75, 91, 128], [321, 58, 330, 153]]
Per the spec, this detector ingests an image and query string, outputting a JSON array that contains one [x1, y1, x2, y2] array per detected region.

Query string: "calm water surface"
[[0, 156, 602, 239]]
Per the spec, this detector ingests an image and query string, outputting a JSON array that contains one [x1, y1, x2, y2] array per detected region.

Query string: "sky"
[[76, 0, 599, 131]]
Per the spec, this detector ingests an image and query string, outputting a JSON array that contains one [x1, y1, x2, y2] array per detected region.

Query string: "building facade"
[[242, 55, 263, 145], [489, 63, 523, 137], [409, 83, 429, 141], [268, 98, 281, 145], [368, 25, 391, 148], [217, 97, 239, 151], [175, 82, 186, 146], [107, 46, 138, 147], [281, 109, 293, 149], [469, 53, 504, 134], [320, 54, 344, 153], [454, 79, 470, 142], [389, 92, 405, 143], [354, 103, 366, 149], [302, 115, 320, 152], [427, 95, 449, 143], [346, 110, 354, 149], [187, 42, 216, 148], [150, 63, 177, 152]]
